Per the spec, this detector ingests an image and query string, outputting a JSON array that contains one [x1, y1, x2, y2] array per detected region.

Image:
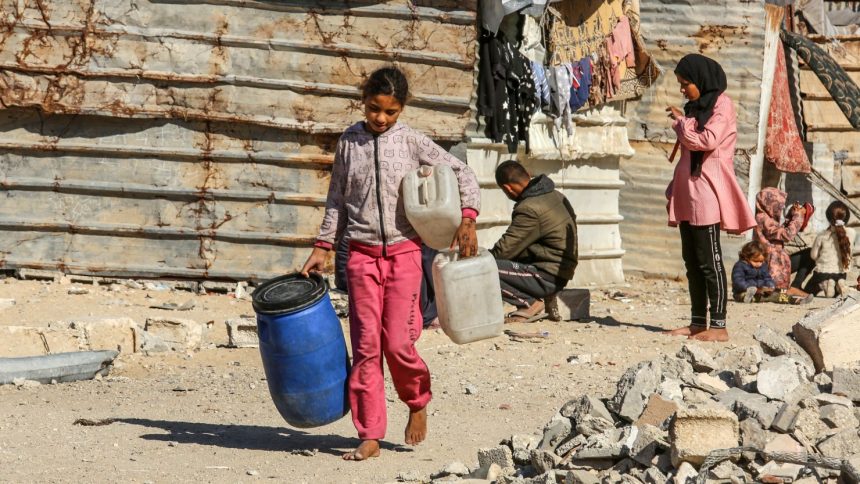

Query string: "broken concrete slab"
[[657, 380, 684, 403], [144, 317, 210, 352], [635, 394, 678, 429], [511, 434, 540, 465], [538, 413, 574, 451], [792, 406, 830, 444], [819, 404, 859, 429], [792, 293, 860, 373], [843, 454, 860, 484], [816, 428, 860, 459], [693, 373, 730, 395], [734, 397, 780, 429], [673, 462, 697, 484], [757, 460, 803, 483], [669, 407, 739, 467], [764, 434, 803, 455], [610, 360, 662, 423], [833, 361, 860, 402], [639, 467, 667, 484], [715, 345, 763, 375], [659, 355, 696, 387], [576, 416, 615, 437], [0, 326, 48, 357], [814, 393, 853, 408], [226, 318, 259, 348], [713, 387, 764, 410], [739, 418, 777, 455], [756, 356, 811, 401], [677, 343, 719, 373], [69, 317, 140, 354]]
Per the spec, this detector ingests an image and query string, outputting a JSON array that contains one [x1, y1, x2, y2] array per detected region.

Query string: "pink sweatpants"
[[346, 240, 432, 440]]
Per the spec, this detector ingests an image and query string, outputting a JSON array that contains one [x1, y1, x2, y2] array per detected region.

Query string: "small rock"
[[12, 378, 40, 389], [817, 428, 860, 459], [438, 461, 470, 477], [758, 460, 802, 483], [566, 469, 600, 484], [538, 413, 573, 451], [289, 448, 317, 457], [567, 354, 593, 365], [246, 469, 259, 477], [577, 415, 615, 437], [673, 462, 697, 484], [465, 384, 478, 395], [561, 395, 614, 423], [396, 470, 422, 482], [715, 345, 763, 375], [0, 298, 16, 309], [734, 396, 780, 428], [68, 287, 90, 295], [477, 446, 514, 470], [530, 449, 561, 474], [610, 359, 662, 422], [694, 373, 729, 394], [657, 379, 684, 402], [833, 361, 860, 402]]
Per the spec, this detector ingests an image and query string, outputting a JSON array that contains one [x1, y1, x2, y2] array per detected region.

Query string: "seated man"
[[490, 161, 578, 324]]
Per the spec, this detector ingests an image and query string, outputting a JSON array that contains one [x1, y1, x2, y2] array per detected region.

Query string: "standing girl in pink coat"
[[664, 54, 756, 342], [302, 67, 481, 461]]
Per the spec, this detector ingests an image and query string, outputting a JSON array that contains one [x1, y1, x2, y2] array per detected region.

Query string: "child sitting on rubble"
[[805, 201, 856, 297]]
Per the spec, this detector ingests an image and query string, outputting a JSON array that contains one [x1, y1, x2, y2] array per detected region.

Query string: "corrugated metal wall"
[[620, 0, 769, 277], [0, 0, 478, 280]]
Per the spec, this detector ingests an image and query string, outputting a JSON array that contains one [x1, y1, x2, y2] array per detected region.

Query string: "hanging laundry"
[[765, 46, 811, 174], [569, 58, 592, 112], [547, 64, 573, 135], [477, 31, 538, 154], [547, 0, 625, 65], [782, 29, 860, 129], [606, 15, 635, 97], [532, 62, 551, 111]]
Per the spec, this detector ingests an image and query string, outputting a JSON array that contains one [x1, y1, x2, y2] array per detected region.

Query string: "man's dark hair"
[[495, 160, 530, 186]]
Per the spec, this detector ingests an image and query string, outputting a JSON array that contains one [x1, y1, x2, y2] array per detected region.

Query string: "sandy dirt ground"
[[0, 273, 846, 483]]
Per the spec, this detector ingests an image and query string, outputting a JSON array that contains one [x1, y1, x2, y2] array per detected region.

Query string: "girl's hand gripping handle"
[[451, 218, 478, 258]]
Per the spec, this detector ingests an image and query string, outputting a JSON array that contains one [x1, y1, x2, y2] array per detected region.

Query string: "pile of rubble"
[[427, 294, 860, 484]]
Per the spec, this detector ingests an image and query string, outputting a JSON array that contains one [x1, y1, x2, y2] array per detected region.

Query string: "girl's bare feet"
[[342, 440, 380, 461], [688, 327, 729, 342], [404, 407, 427, 445], [664, 325, 703, 336], [786, 287, 808, 298]]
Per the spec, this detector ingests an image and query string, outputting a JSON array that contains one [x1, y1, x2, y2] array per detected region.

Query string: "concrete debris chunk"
[[693, 373, 729, 395], [715, 345, 763, 375], [819, 403, 859, 429], [565, 469, 600, 484], [538, 413, 573, 451], [144, 317, 209, 352], [734, 396, 779, 429], [530, 449, 561, 474], [561, 395, 615, 424], [833, 361, 860, 402], [792, 293, 860, 373], [610, 360, 662, 423], [624, 424, 666, 467], [576, 416, 615, 437], [669, 407, 739, 467], [677, 343, 719, 373], [226, 318, 259, 348], [511, 434, 540, 465], [816, 428, 860, 459], [634, 394, 678, 429], [756, 356, 811, 401], [843, 454, 860, 484], [673, 462, 697, 484], [792, 406, 829, 444], [757, 460, 803, 483], [477, 446, 514, 471]]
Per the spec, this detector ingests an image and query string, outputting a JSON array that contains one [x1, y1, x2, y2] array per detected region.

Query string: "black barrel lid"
[[252, 272, 328, 315]]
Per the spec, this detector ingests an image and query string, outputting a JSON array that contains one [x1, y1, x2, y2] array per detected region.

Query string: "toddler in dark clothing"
[[732, 241, 813, 304], [732, 241, 776, 303]]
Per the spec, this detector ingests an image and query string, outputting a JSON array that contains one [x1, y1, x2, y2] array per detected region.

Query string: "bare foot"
[[786, 287, 808, 298], [663, 325, 705, 337], [404, 407, 427, 445], [688, 328, 729, 342], [342, 440, 380, 461]]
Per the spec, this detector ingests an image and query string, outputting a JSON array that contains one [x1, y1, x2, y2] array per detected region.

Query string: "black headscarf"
[[674, 54, 727, 175]]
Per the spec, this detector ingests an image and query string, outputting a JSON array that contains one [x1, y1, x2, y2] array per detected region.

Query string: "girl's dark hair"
[[739, 240, 768, 261], [825, 201, 852, 269], [361, 67, 409, 106]]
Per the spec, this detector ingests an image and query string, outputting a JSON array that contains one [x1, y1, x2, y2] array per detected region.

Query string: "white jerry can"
[[431, 248, 504, 344], [402, 165, 461, 250]]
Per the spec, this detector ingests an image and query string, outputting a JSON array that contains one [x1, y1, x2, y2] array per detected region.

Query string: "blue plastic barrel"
[[252, 273, 350, 428]]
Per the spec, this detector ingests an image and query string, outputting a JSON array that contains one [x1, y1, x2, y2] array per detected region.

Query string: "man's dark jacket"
[[490, 175, 578, 280]]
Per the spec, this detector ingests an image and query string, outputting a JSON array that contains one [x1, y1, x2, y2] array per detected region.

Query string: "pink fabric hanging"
[[765, 47, 811, 174]]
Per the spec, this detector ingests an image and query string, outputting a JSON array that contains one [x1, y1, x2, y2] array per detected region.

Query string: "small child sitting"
[[732, 241, 776, 303], [806, 201, 856, 297]]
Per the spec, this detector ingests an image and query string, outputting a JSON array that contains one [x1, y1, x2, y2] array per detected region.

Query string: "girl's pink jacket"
[[666, 93, 756, 234], [316, 122, 481, 250]]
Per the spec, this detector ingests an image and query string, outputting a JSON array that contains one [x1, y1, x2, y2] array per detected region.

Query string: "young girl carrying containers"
[[301, 67, 481, 461]]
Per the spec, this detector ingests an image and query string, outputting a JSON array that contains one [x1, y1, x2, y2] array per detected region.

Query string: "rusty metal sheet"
[[0, 1, 477, 280], [0, 0, 476, 140]]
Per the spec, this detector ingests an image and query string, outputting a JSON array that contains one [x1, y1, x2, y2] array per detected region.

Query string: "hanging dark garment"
[[781, 29, 860, 130]]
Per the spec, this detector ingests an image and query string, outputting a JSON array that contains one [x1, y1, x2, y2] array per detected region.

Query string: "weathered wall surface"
[[0, 1, 477, 280], [620, 0, 768, 277]]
